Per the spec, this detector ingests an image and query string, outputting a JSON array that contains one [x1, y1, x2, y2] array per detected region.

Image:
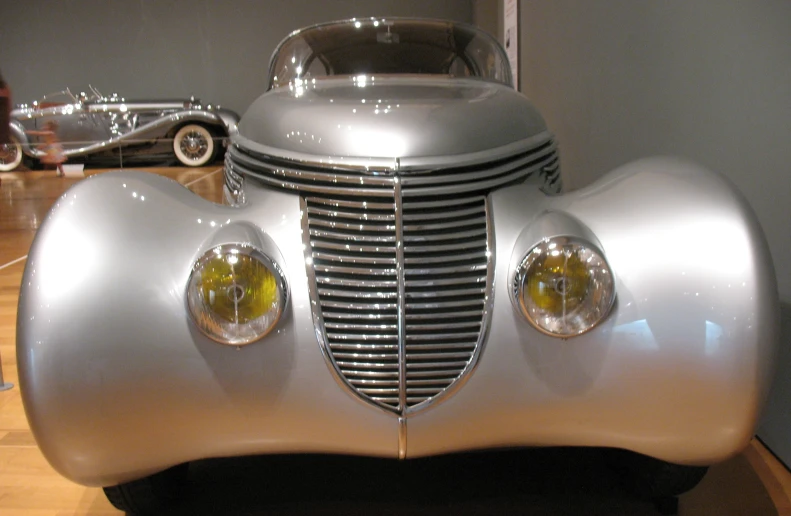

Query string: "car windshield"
[[268, 18, 513, 89]]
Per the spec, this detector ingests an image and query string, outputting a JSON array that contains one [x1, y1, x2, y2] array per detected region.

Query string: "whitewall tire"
[[173, 124, 215, 167], [0, 136, 24, 172]]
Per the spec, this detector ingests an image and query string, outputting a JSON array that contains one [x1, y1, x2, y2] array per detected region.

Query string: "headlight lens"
[[187, 244, 286, 345], [514, 237, 615, 336]]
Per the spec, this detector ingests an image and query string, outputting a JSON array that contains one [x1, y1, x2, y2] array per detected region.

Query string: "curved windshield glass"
[[268, 18, 513, 89]]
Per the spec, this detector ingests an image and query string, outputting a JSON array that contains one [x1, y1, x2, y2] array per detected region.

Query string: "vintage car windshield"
[[268, 18, 513, 89]]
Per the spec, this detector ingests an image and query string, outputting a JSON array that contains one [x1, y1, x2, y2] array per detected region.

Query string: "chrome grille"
[[231, 134, 558, 414], [302, 192, 491, 414]]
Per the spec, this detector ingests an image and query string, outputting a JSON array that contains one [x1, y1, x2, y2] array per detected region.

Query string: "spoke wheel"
[[173, 124, 215, 166], [0, 136, 23, 171]]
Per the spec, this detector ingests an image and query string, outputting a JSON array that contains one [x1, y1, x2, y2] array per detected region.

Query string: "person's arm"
[[0, 70, 10, 145]]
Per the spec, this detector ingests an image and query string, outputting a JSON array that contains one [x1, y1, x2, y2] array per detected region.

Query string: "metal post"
[[0, 354, 13, 391]]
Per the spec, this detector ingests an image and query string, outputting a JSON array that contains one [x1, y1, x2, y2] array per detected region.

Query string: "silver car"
[[1, 86, 238, 171], [17, 18, 779, 514]]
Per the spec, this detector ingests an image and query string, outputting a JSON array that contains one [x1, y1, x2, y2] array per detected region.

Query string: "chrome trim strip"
[[405, 360, 471, 369], [318, 288, 397, 299], [406, 370, 463, 378], [399, 141, 555, 186], [405, 332, 480, 341], [309, 228, 396, 242], [309, 218, 396, 232], [340, 370, 399, 378], [326, 333, 398, 341], [349, 378, 400, 385], [394, 173, 408, 415], [323, 312, 398, 321], [402, 206, 485, 221], [311, 241, 397, 253], [403, 227, 487, 242], [312, 252, 397, 265], [404, 251, 487, 264], [404, 240, 487, 253], [403, 218, 487, 231], [230, 147, 396, 185], [398, 417, 407, 459], [335, 360, 398, 369], [404, 287, 486, 298], [401, 197, 488, 209], [405, 311, 484, 320], [305, 197, 395, 210], [406, 300, 484, 309], [333, 352, 400, 360], [405, 263, 488, 275], [405, 343, 478, 350], [231, 135, 557, 197], [316, 278, 397, 288], [308, 206, 396, 221], [400, 158, 554, 197], [331, 343, 399, 351], [234, 131, 553, 173], [405, 352, 475, 360], [322, 300, 398, 310], [231, 160, 394, 197], [313, 264, 397, 276], [405, 277, 485, 287]]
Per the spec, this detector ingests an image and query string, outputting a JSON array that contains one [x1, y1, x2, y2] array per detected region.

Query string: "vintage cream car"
[[17, 18, 778, 514]]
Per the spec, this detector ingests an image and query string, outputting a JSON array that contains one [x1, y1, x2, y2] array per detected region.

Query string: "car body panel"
[[17, 172, 398, 486], [239, 77, 548, 161]]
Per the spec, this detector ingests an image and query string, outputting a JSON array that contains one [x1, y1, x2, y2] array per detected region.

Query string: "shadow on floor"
[[173, 448, 666, 516]]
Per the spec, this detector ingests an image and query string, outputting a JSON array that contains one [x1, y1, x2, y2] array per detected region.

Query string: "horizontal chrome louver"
[[229, 134, 557, 414], [226, 135, 558, 197], [304, 195, 402, 410], [401, 195, 488, 407]]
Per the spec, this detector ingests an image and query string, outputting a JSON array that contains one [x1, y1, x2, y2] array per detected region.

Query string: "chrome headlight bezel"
[[187, 243, 288, 346], [512, 236, 615, 337]]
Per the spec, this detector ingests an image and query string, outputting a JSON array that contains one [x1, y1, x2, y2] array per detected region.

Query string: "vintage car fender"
[[17, 156, 778, 486], [8, 119, 30, 155], [14, 109, 238, 160]]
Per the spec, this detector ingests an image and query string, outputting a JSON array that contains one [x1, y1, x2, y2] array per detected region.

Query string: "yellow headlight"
[[515, 237, 614, 336], [187, 245, 286, 345]]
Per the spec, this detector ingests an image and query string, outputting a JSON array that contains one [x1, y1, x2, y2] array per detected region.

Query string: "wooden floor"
[[1, 166, 790, 515]]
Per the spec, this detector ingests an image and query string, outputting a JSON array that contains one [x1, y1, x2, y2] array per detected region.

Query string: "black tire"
[[103, 463, 189, 515], [607, 449, 708, 498]]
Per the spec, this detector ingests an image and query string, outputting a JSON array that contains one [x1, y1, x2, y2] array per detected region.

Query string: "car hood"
[[237, 77, 548, 161]]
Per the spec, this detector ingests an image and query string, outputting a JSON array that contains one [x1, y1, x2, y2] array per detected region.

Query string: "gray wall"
[[0, 0, 473, 115], [518, 1, 791, 466]]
